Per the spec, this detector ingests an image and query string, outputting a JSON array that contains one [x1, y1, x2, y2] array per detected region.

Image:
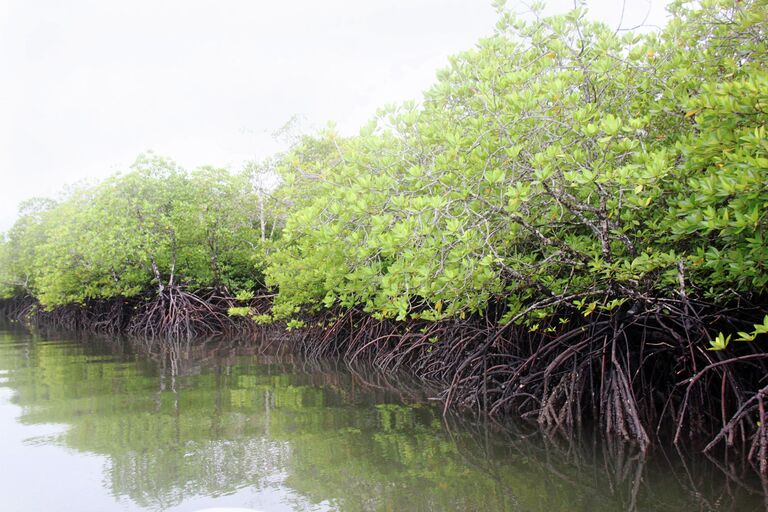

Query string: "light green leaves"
[[2, 153, 269, 307], [260, 0, 768, 329], [736, 315, 768, 342], [600, 115, 622, 136], [708, 332, 731, 351]]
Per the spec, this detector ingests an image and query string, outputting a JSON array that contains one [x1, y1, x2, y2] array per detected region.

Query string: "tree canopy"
[[0, 154, 271, 307], [264, 0, 767, 332], [0, 0, 766, 337]]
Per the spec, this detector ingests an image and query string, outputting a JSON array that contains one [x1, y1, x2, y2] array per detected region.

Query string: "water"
[[0, 326, 763, 511]]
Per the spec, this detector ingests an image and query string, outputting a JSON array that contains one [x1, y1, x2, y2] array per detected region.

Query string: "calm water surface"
[[0, 326, 763, 511]]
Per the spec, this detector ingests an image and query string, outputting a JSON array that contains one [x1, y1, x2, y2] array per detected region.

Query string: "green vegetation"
[[0, 0, 767, 469], [0, 153, 270, 306], [2, 1, 765, 331], [265, 0, 767, 330]]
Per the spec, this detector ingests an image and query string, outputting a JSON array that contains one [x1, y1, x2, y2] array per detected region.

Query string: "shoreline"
[[2, 291, 766, 477]]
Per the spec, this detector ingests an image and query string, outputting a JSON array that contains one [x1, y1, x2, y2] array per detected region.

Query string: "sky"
[[0, 0, 670, 233]]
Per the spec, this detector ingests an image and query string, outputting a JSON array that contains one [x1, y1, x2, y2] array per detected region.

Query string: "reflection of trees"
[[0, 328, 763, 511], [108, 438, 290, 510], [0, 332, 300, 509]]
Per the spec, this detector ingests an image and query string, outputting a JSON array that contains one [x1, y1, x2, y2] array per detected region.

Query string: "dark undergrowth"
[[0, 286, 272, 339], [2, 291, 767, 479]]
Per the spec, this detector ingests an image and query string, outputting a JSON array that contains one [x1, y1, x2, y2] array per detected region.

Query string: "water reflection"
[[0, 326, 763, 511]]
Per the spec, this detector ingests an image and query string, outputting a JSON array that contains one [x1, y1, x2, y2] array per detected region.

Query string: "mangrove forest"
[[2, 0, 768, 481]]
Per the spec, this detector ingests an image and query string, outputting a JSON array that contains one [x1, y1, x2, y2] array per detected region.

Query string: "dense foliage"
[[2, 1, 765, 329], [0, 153, 271, 307], [264, 0, 767, 335]]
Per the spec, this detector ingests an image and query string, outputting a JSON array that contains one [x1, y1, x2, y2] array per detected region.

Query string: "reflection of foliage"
[[108, 438, 291, 510], [0, 329, 761, 511], [282, 403, 598, 512]]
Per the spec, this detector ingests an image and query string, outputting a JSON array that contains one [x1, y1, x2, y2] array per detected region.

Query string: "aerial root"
[[2, 294, 767, 476], [291, 302, 767, 470], [127, 286, 252, 342]]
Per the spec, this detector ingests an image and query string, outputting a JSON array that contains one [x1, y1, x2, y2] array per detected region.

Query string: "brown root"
[[286, 299, 768, 474]]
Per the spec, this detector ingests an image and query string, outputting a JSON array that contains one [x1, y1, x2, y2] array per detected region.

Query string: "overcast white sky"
[[0, 0, 670, 233]]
